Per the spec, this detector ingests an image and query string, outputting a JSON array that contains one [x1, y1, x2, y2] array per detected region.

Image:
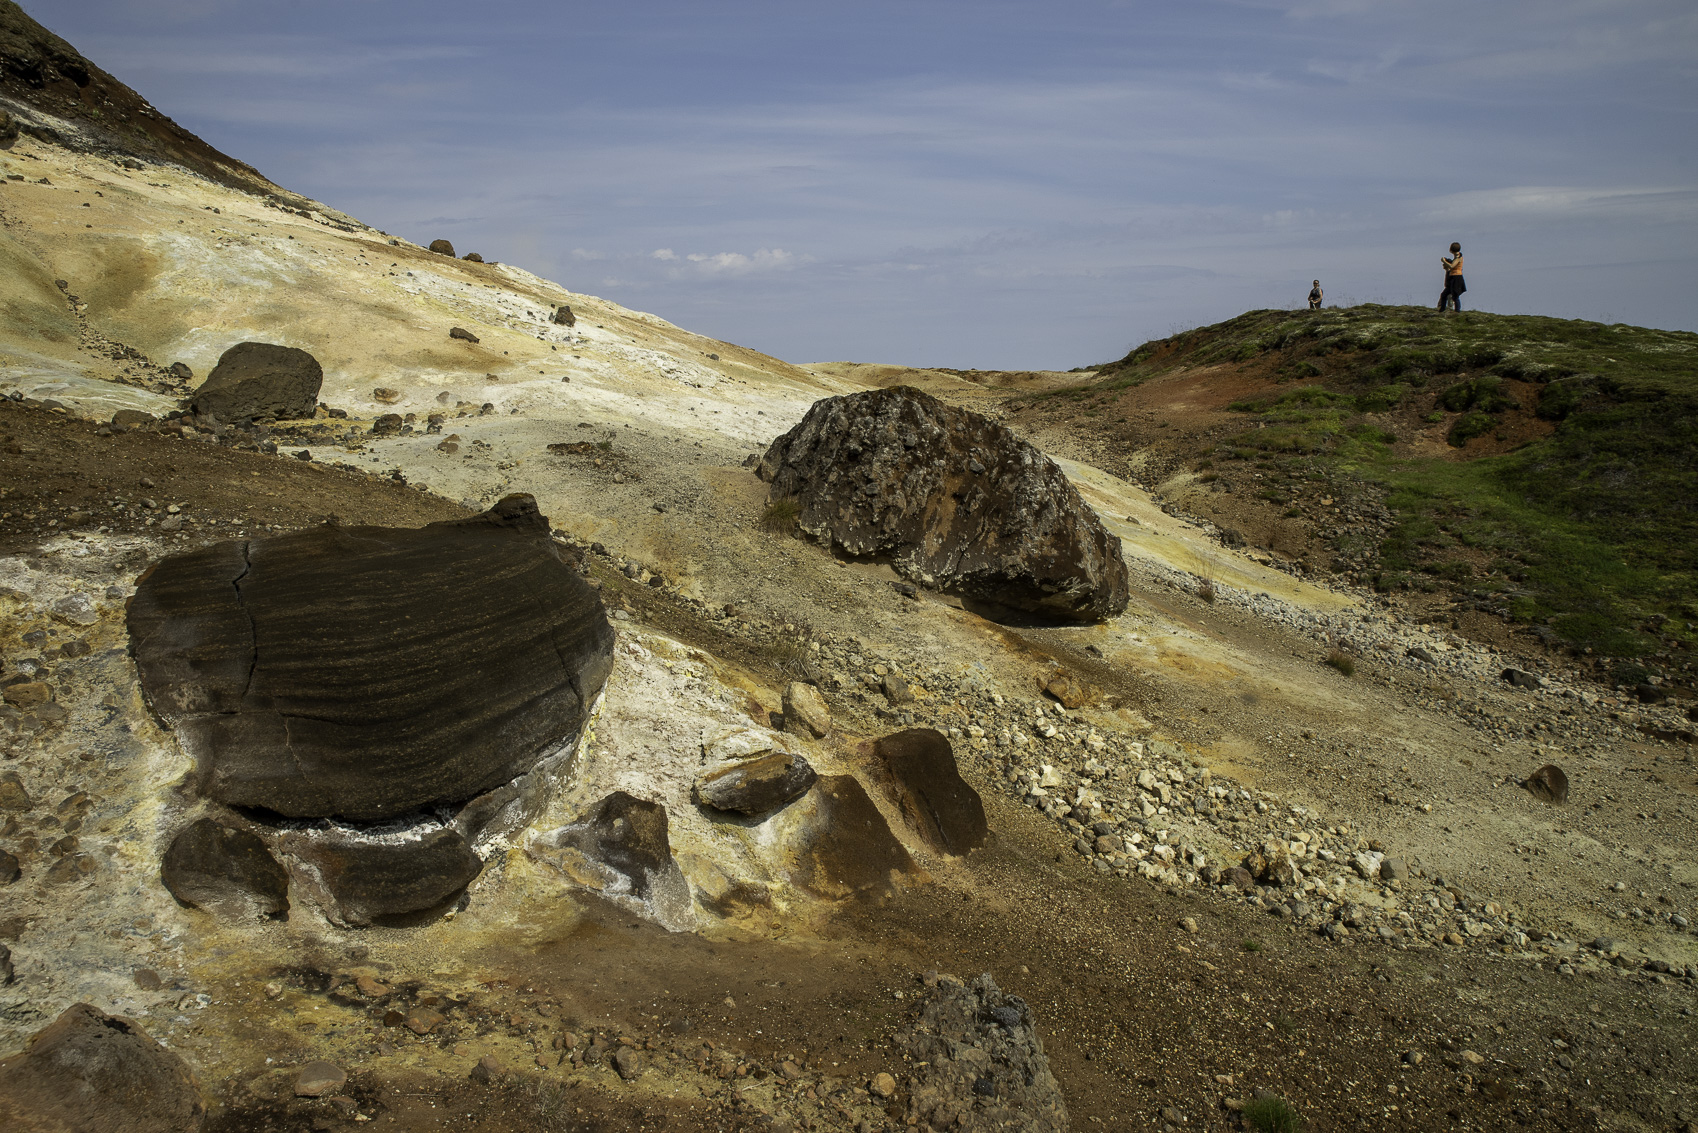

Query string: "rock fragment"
[[693, 749, 817, 816], [429, 239, 455, 256], [757, 386, 1128, 621], [533, 792, 694, 931], [1523, 763, 1569, 804], [552, 305, 576, 326], [285, 828, 482, 927], [449, 327, 480, 344], [782, 681, 831, 739], [293, 1061, 345, 1097], [1500, 667, 1541, 690]]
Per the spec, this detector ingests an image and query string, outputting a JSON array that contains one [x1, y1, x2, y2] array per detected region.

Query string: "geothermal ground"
[[1, 43, 1696, 1133]]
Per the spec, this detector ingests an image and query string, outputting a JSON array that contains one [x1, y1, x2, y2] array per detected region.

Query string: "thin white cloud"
[[650, 248, 678, 261]]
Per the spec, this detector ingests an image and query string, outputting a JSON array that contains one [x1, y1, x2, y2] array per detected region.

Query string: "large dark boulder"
[[758, 387, 1128, 621], [284, 828, 483, 927], [127, 494, 614, 822], [160, 817, 289, 919], [874, 729, 987, 855], [0, 1004, 206, 1133], [189, 342, 323, 422]]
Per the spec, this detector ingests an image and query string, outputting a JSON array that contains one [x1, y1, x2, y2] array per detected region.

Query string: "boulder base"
[[793, 775, 919, 899], [286, 827, 483, 927], [758, 387, 1128, 621], [160, 817, 289, 919]]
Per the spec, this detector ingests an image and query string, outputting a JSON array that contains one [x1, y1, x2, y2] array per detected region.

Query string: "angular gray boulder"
[[757, 387, 1128, 621], [189, 342, 323, 422], [128, 494, 614, 822]]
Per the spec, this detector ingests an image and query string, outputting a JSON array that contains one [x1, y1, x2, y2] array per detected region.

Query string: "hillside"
[[2, 6, 1698, 1132], [1008, 306, 1698, 671]]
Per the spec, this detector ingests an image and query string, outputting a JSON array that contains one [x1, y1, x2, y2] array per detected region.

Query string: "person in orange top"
[[1438, 242, 1465, 311]]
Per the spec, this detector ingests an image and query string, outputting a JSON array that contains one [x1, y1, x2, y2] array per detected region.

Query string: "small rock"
[[49, 594, 99, 626], [429, 239, 456, 256], [133, 968, 163, 991], [461, 252, 483, 263], [1180, 916, 1198, 933], [0, 850, 19, 885], [552, 305, 576, 326], [294, 1061, 347, 1097], [612, 1047, 643, 1080], [1406, 646, 1435, 664], [1590, 936, 1620, 953], [881, 673, 914, 705], [781, 681, 831, 738], [355, 975, 390, 997], [168, 362, 193, 381], [372, 387, 401, 404], [1459, 1050, 1485, 1066], [1523, 764, 1569, 804], [468, 1055, 501, 1084], [405, 1008, 446, 1035], [0, 943, 12, 985], [1, 684, 50, 709], [779, 1059, 804, 1079], [449, 327, 480, 344], [1500, 668, 1541, 690], [869, 1071, 896, 1098], [1222, 866, 1255, 892], [1379, 857, 1409, 882]]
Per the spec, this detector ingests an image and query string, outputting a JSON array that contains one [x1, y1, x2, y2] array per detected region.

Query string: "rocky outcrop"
[[128, 494, 613, 822], [874, 729, 987, 855], [531, 792, 694, 932], [0, 1004, 206, 1133], [160, 817, 290, 920], [895, 973, 1068, 1133], [130, 494, 613, 926], [553, 304, 576, 326], [757, 387, 1128, 621], [189, 342, 323, 423]]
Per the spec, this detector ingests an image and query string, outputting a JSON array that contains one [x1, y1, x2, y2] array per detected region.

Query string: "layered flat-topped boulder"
[[189, 342, 323, 423], [128, 494, 614, 822], [757, 386, 1128, 621]]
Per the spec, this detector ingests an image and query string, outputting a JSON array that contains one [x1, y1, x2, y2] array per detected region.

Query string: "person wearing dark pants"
[[1308, 280, 1323, 309], [1438, 242, 1465, 311]]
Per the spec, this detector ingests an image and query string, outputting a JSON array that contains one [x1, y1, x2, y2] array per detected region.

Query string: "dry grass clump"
[[761, 497, 801, 533], [1323, 649, 1355, 677]]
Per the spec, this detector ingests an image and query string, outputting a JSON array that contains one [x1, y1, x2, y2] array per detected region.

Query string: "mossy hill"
[[1081, 306, 1698, 662]]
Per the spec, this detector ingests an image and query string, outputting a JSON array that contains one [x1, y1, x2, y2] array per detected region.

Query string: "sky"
[[32, 0, 1698, 369]]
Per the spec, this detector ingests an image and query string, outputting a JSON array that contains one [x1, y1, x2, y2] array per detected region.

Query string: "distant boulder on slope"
[[189, 342, 322, 422], [757, 386, 1128, 621]]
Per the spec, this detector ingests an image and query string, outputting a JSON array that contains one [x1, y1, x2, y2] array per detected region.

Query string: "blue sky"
[[35, 0, 1698, 368]]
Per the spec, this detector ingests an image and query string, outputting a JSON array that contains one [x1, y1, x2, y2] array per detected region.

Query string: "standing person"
[[1308, 280, 1323, 309], [1438, 242, 1466, 311]]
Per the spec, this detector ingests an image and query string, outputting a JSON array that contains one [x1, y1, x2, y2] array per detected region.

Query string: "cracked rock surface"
[[758, 386, 1129, 621]]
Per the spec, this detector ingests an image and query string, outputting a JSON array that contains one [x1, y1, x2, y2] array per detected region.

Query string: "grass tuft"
[[1323, 650, 1355, 677], [1243, 1094, 1304, 1133], [761, 497, 801, 533]]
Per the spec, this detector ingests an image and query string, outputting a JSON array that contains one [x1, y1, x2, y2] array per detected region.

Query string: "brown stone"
[[189, 342, 323, 423], [873, 729, 987, 855], [286, 828, 483, 927], [757, 387, 1128, 621], [0, 772, 32, 811], [429, 239, 456, 256], [552, 305, 576, 327], [1, 683, 50, 709], [293, 1061, 346, 1097], [693, 750, 817, 816], [372, 387, 401, 404], [782, 681, 831, 738], [160, 817, 290, 920], [0, 1003, 205, 1132], [449, 327, 480, 344], [404, 1008, 445, 1036], [1523, 763, 1568, 804]]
